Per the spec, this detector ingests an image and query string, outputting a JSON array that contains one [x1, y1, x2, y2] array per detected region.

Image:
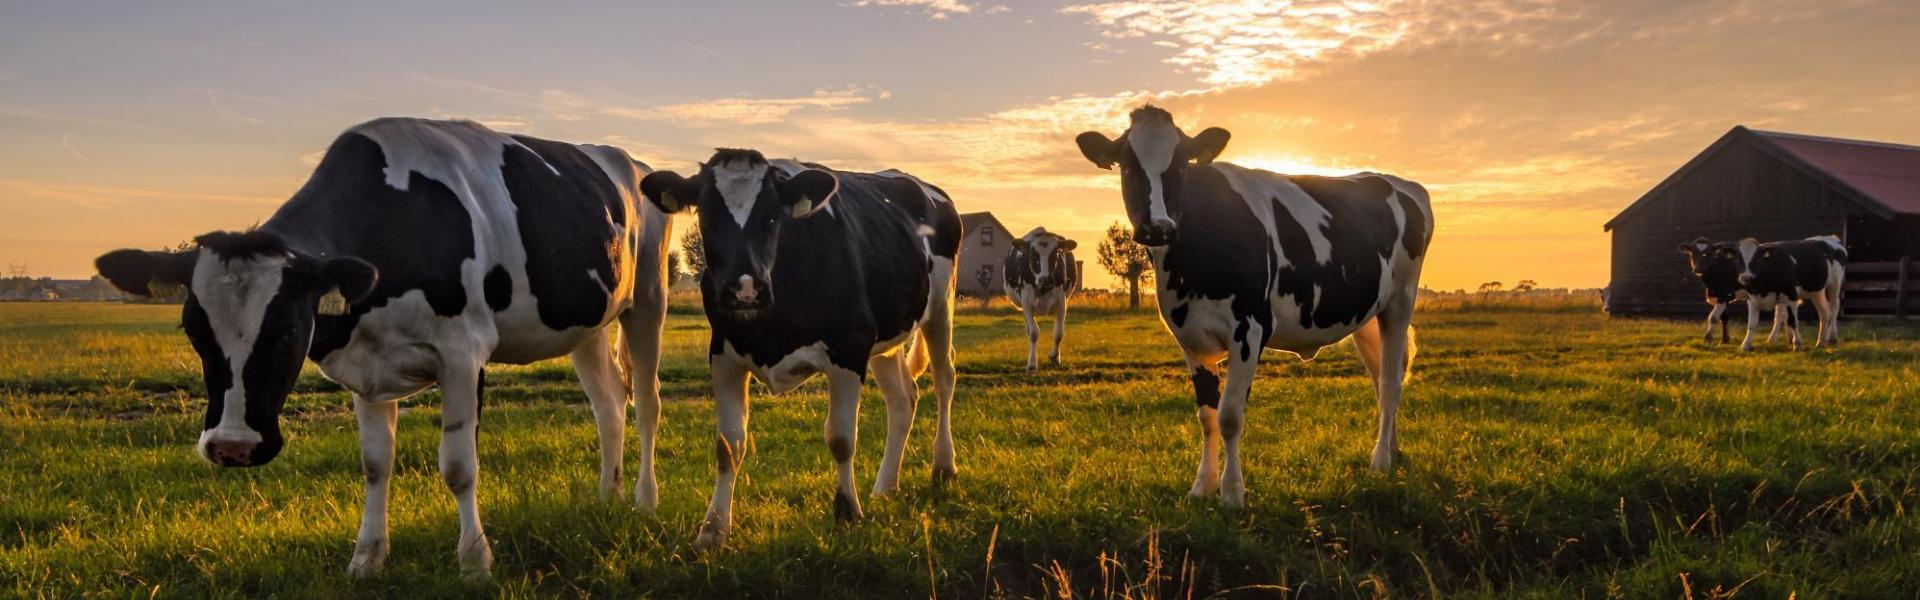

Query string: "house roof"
[[959, 211, 1009, 237], [1605, 126, 1920, 230]]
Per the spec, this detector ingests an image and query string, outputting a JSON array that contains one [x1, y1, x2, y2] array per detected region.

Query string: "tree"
[[1477, 281, 1504, 294], [1097, 223, 1155, 309], [1513, 279, 1537, 293], [666, 251, 683, 285], [678, 228, 705, 281]]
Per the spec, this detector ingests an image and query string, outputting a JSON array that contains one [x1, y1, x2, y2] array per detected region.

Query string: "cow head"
[[1075, 105, 1230, 247], [95, 231, 376, 467], [1677, 237, 1738, 278], [640, 149, 837, 321], [1734, 237, 1768, 286], [1011, 228, 1077, 288]]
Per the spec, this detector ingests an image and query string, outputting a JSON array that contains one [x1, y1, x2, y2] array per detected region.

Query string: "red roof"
[[1751, 130, 1920, 216]]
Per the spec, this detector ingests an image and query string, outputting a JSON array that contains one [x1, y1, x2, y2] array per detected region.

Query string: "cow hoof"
[[1049, 355, 1061, 365], [1219, 491, 1246, 509], [932, 464, 957, 487], [1025, 363, 1038, 372], [834, 493, 865, 522], [345, 546, 386, 579], [693, 525, 728, 552], [1739, 345, 1753, 352], [635, 479, 659, 514], [1188, 481, 1218, 498], [457, 535, 493, 580]]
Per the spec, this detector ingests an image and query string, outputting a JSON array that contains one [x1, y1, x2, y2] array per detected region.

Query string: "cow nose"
[[730, 275, 761, 303], [207, 439, 256, 467], [1738, 273, 1754, 285], [1135, 219, 1178, 246]]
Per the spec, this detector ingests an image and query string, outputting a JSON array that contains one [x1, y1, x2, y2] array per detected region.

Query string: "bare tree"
[[1513, 279, 1537, 293], [1097, 223, 1155, 309], [1477, 281, 1504, 294]]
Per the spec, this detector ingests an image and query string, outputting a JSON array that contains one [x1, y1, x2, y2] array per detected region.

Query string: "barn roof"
[[959, 211, 1008, 235], [1605, 126, 1920, 230]]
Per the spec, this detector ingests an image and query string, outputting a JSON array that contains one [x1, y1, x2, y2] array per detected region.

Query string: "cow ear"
[[640, 171, 700, 214], [1010, 238, 1030, 252], [778, 169, 838, 219], [95, 248, 198, 297], [1076, 132, 1119, 170], [1060, 240, 1078, 252], [1190, 127, 1231, 164]]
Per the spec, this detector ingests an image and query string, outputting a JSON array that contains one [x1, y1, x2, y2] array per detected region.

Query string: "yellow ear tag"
[[661, 190, 681, 212], [317, 288, 349, 316], [791, 197, 814, 218], [147, 282, 183, 298]]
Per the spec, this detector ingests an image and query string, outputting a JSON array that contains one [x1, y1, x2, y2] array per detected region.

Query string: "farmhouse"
[[957, 212, 1012, 297], [1605, 126, 1920, 317]]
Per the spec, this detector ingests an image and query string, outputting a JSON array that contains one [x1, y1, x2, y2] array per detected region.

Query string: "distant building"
[[1605, 126, 1920, 316], [957, 212, 1011, 297]]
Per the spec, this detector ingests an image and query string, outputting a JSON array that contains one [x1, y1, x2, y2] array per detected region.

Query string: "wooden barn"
[[1605, 126, 1920, 317], [956, 212, 1012, 298]]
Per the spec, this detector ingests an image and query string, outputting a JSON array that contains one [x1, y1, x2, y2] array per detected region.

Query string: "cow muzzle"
[[721, 275, 771, 317], [1738, 273, 1755, 286], [205, 439, 260, 467], [1134, 219, 1178, 247]]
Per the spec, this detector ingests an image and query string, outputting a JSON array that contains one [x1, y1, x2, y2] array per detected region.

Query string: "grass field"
[[3, 295, 1919, 598]]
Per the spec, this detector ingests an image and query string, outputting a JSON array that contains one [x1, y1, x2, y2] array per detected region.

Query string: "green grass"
[[2, 298, 1919, 598]]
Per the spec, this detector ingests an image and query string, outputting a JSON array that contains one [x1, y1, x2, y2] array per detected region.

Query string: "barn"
[[957, 212, 1012, 298], [1605, 126, 1920, 317]]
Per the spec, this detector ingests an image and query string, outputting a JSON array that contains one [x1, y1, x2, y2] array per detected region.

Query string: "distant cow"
[[1004, 227, 1077, 369], [639, 149, 961, 550], [95, 118, 673, 578], [1076, 106, 1433, 507], [1679, 237, 1794, 345], [1733, 235, 1847, 350]]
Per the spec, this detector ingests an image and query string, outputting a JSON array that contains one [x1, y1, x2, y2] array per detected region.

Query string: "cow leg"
[[437, 362, 492, 579], [346, 395, 397, 578], [870, 351, 918, 497], [1703, 303, 1725, 343], [620, 300, 668, 512], [823, 366, 867, 522], [927, 262, 959, 485], [1022, 304, 1041, 371], [1048, 300, 1067, 365], [1371, 307, 1414, 472], [1739, 301, 1760, 352], [1784, 301, 1805, 350], [572, 331, 628, 500], [1218, 319, 1265, 508], [695, 357, 751, 551], [1766, 305, 1786, 343], [1810, 292, 1836, 348], [1826, 270, 1844, 346], [1184, 352, 1225, 498]]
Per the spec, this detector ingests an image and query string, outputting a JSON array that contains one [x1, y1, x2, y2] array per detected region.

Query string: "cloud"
[[604, 86, 891, 126], [0, 179, 280, 211], [1061, 0, 1411, 88], [842, 0, 992, 19]]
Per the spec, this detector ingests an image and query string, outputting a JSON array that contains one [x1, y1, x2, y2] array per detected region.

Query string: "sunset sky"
[[4, 0, 1917, 291]]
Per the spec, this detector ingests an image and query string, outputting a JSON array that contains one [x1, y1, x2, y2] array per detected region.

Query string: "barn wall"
[[1608, 138, 1857, 317], [956, 222, 1008, 297]]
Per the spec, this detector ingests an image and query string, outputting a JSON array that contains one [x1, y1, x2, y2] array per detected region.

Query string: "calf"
[[1004, 227, 1078, 369], [639, 149, 961, 550], [1679, 237, 1794, 345], [95, 118, 673, 578], [1076, 106, 1433, 507], [1733, 235, 1847, 351]]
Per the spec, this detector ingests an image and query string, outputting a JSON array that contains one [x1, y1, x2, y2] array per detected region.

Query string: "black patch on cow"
[[1393, 190, 1429, 259], [1745, 239, 1839, 299], [231, 277, 315, 465], [715, 435, 735, 474], [1270, 175, 1406, 330], [1170, 304, 1189, 328], [266, 132, 476, 361], [1685, 242, 1745, 304], [1153, 167, 1277, 356], [1191, 367, 1220, 408], [828, 436, 854, 463], [181, 297, 231, 430], [696, 160, 961, 376], [484, 264, 512, 312], [502, 135, 626, 331], [442, 458, 474, 495], [1234, 318, 1253, 362]]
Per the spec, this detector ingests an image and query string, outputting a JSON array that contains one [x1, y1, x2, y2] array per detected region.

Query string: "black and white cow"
[[1004, 227, 1078, 370], [638, 149, 961, 549], [1076, 106, 1433, 507], [1679, 237, 1793, 345], [1732, 235, 1847, 351], [94, 118, 673, 578]]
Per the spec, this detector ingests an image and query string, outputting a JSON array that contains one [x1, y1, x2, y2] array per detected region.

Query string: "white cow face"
[[1012, 229, 1077, 286], [1076, 105, 1230, 247], [96, 231, 376, 467]]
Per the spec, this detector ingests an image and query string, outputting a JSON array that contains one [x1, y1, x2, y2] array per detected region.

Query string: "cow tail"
[[1402, 324, 1418, 386], [905, 327, 931, 378]]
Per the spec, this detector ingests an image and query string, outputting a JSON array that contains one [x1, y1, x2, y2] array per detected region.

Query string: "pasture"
[[2, 295, 1918, 598]]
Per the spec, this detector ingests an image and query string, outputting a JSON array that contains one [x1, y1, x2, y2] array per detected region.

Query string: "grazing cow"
[[639, 149, 961, 550], [1679, 237, 1793, 345], [94, 118, 673, 578], [1733, 235, 1847, 351], [1004, 227, 1078, 370], [1075, 106, 1433, 507]]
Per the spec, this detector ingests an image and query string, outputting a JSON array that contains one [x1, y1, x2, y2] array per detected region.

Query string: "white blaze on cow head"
[[95, 231, 377, 467], [1076, 105, 1231, 247], [1011, 227, 1077, 286], [1736, 237, 1762, 285], [639, 148, 838, 321]]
